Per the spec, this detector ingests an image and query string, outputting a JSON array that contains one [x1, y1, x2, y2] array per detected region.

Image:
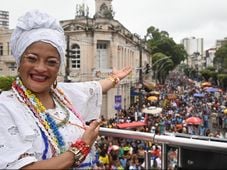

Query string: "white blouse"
[[0, 81, 102, 169]]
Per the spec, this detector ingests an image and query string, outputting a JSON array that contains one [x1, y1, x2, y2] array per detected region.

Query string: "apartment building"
[[181, 37, 204, 70], [0, 10, 9, 29]]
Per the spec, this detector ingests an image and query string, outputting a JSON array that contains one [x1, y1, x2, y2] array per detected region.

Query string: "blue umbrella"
[[193, 93, 205, 97], [206, 87, 218, 93]]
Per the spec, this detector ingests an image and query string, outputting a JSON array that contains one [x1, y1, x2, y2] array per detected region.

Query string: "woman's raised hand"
[[112, 66, 132, 80]]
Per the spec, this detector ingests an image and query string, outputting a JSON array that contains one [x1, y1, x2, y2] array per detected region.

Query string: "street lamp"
[[137, 35, 149, 112]]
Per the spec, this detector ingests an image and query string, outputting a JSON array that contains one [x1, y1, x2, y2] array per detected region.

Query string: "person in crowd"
[[128, 154, 141, 170], [98, 144, 110, 169], [0, 9, 132, 169]]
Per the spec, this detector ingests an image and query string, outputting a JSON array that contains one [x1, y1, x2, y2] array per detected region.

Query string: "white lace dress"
[[0, 81, 102, 169]]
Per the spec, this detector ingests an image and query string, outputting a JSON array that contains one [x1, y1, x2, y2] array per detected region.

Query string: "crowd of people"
[[93, 71, 227, 169]]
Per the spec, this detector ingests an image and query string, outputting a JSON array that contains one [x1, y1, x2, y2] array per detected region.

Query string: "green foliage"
[[146, 26, 187, 68], [183, 65, 197, 79], [200, 67, 217, 83], [0, 76, 16, 91], [214, 45, 227, 72], [157, 59, 174, 84], [145, 25, 187, 84], [217, 74, 227, 89], [206, 66, 216, 72], [151, 53, 174, 84], [200, 69, 212, 81], [152, 52, 167, 65]]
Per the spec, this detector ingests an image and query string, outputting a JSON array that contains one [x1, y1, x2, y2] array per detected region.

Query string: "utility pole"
[[138, 44, 143, 112], [64, 35, 70, 82]]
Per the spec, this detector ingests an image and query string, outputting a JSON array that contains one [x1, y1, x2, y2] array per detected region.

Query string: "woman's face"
[[18, 41, 60, 94]]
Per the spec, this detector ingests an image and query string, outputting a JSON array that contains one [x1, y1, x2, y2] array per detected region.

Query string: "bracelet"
[[71, 139, 90, 155], [107, 75, 120, 87], [68, 139, 90, 166], [68, 146, 85, 166]]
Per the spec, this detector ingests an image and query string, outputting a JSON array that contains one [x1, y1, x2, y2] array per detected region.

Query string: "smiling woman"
[[0, 9, 132, 169]]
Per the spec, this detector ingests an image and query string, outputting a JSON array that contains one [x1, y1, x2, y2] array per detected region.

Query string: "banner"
[[114, 95, 122, 111]]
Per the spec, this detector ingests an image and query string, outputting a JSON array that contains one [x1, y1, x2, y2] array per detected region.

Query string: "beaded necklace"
[[48, 97, 70, 128], [12, 77, 86, 158]]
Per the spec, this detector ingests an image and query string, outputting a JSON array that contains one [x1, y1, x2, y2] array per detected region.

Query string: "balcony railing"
[[99, 127, 227, 169]]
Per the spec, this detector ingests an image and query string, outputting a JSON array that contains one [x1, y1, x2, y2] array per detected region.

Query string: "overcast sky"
[[2, 0, 227, 50]]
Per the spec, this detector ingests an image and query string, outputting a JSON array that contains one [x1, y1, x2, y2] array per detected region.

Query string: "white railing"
[[99, 127, 227, 169]]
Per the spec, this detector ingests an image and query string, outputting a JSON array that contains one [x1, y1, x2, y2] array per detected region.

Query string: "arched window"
[[71, 44, 80, 69]]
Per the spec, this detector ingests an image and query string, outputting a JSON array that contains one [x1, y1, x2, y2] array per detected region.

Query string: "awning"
[[116, 121, 147, 129]]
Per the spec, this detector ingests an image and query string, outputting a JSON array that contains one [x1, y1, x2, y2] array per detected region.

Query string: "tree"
[[217, 74, 227, 90], [157, 59, 174, 84], [211, 44, 227, 88], [201, 67, 217, 82], [146, 26, 187, 62], [145, 26, 187, 83], [214, 44, 227, 73], [151, 53, 174, 84], [200, 69, 212, 81], [0, 76, 15, 91]]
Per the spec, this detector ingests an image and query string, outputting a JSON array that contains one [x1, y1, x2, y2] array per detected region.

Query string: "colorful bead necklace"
[[12, 77, 86, 158]]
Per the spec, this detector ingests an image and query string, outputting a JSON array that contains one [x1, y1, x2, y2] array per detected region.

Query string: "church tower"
[[94, 0, 114, 19]]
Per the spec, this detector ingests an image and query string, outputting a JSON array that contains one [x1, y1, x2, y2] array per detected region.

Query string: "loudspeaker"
[[180, 147, 227, 169]]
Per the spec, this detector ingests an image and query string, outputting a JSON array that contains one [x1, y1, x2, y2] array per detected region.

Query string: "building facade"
[[204, 37, 227, 69], [61, 0, 150, 118], [205, 48, 216, 68], [0, 10, 15, 75], [0, 0, 150, 118], [0, 28, 16, 75]]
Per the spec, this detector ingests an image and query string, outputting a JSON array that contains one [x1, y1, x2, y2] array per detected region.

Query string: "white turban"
[[10, 9, 66, 66]]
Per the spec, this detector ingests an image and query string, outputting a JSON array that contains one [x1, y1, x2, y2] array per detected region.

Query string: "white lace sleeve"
[[58, 81, 102, 122]]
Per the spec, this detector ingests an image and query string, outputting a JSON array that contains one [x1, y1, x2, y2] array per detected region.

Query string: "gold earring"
[[53, 80, 58, 89], [17, 67, 20, 75]]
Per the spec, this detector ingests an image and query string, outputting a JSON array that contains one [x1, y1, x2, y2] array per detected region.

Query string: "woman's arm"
[[21, 151, 74, 169], [99, 66, 132, 93], [22, 120, 101, 169]]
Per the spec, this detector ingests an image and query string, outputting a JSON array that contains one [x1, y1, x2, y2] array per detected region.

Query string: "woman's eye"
[[47, 59, 60, 67], [24, 54, 37, 63]]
